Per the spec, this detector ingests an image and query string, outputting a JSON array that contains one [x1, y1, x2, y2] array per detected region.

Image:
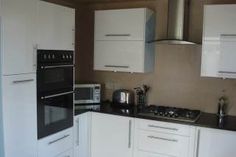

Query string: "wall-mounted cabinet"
[[94, 8, 155, 73], [1, 0, 37, 75], [201, 4, 236, 78], [37, 1, 75, 50]]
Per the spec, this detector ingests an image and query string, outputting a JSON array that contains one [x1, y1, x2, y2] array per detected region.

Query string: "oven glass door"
[[37, 66, 73, 94], [37, 93, 73, 139]]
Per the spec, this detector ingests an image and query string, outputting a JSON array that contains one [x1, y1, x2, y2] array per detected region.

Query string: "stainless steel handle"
[[196, 129, 200, 157], [41, 64, 74, 69], [13, 79, 34, 84], [33, 44, 38, 68], [76, 119, 79, 146], [147, 135, 178, 142], [41, 91, 73, 99], [128, 120, 132, 148], [105, 65, 129, 68], [148, 124, 179, 131], [105, 34, 131, 37], [221, 34, 236, 37], [218, 71, 236, 74], [48, 134, 70, 145]]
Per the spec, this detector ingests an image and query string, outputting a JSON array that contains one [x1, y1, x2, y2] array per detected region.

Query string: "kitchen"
[[1, 0, 236, 157]]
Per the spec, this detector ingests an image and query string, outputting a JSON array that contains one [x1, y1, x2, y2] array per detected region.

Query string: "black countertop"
[[74, 103, 236, 132]]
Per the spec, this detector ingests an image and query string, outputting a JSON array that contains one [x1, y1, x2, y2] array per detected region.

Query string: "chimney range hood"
[[155, 0, 196, 44]]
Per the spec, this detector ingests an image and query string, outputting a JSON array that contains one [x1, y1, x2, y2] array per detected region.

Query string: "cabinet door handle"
[[147, 135, 178, 142], [128, 120, 132, 148], [41, 91, 73, 99], [33, 44, 38, 69], [218, 71, 236, 74], [196, 129, 200, 157], [148, 124, 179, 131], [105, 65, 129, 68], [76, 119, 79, 146], [48, 134, 70, 145], [105, 34, 131, 37], [13, 79, 34, 84]]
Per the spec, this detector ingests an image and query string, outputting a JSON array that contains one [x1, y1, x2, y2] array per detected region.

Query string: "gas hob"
[[138, 105, 201, 123]]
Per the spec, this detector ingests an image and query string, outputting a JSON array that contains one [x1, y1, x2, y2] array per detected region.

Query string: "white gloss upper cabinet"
[[2, 74, 37, 157], [94, 8, 155, 73], [201, 5, 236, 78], [90, 113, 134, 157], [95, 8, 153, 41], [196, 127, 236, 157], [203, 5, 236, 41], [37, 1, 75, 50], [1, 0, 37, 75]]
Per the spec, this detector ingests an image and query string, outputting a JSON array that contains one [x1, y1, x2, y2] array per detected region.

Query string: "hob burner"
[[139, 105, 201, 123]]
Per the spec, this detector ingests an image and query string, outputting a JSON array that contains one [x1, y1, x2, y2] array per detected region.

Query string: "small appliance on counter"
[[74, 84, 101, 110], [112, 89, 134, 114], [134, 84, 150, 111]]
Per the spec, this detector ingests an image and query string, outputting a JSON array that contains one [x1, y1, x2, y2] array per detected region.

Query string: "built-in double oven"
[[37, 50, 74, 139]]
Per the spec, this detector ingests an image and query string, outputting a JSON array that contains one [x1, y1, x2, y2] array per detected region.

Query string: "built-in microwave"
[[74, 84, 101, 104]]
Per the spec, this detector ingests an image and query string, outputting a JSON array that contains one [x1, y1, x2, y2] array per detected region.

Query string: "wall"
[[75, 0, 236, 115]]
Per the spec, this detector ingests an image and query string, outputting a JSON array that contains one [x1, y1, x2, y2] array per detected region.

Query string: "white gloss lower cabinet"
[[90, 113, 134, 157], [38, 128, 73, 157], [196, 127, 236, 157], [57, 149, 73, 157], [74, 112, 91, 157], [1, 74, 37, 157], [134, 119, 196, 157]]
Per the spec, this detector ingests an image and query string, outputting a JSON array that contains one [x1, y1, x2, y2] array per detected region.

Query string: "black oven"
[[37, 50, 74, 139]]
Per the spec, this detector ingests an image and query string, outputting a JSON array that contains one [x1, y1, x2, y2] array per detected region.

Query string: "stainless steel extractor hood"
[[156, 0, 196, 44]]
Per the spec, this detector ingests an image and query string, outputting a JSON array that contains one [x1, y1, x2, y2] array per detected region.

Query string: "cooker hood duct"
[[156, 0, 196, 44]]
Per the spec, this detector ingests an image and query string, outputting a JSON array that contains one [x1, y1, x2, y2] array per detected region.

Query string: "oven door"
[[37, 92, 73, 139], [37, 65, 73, 94]]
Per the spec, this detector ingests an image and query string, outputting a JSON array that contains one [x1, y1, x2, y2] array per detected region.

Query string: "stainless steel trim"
[[128, 120, 132, 148], [218, 71, 236, 74], [105, 34, 131, 37], [13, 79, 34, 84], [148, 124, 179, 131], [76, 119, 79, 146], [41, 91, 74, 99], [105, 65, 129, 68], [48, 134, 70, 145], [41, 64, 74, 69], [147, 135, 178, 142]]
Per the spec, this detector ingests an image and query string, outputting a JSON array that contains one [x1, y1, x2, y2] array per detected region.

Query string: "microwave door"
[[75, 88, 94, 103]]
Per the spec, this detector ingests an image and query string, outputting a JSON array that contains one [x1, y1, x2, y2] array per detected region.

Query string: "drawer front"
[[135, 151, 169, 157], [38, 128, 73, 157], [95, 9, 145, 41], [137, 119, 190, 136], [137, 130, 189, 157], [57, 149, 73, 157]]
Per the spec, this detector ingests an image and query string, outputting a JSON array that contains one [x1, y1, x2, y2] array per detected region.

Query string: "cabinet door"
[[197, 127, 236, 157], [95, 8, 145, 41], [94, 41, 144, 73], [37, 1, 75, 50], [203, 5, 236, 41], [91, 113, 134, 157], [2, 0, 37, 75], [2, 74, 37, 157], [56, 149, 73, 157], [74, 112, 91, 157]]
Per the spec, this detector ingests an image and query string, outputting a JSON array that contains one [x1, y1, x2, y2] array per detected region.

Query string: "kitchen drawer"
[[56, 149, 73, 157], [38, 128, 73, 157], [135, 151, 169, 157], [137, 130, 189, 157], [136, 118, 190, 136]]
